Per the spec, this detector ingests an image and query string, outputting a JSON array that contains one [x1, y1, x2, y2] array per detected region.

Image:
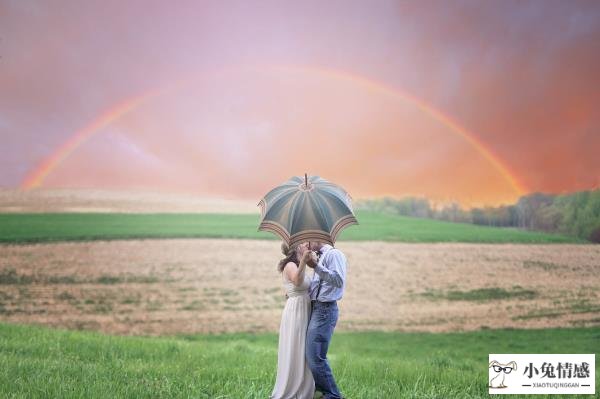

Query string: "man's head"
[[308, 240, 325, 253]]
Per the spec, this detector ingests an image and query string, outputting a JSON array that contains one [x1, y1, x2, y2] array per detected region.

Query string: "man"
[[305, 240, 347, 399]]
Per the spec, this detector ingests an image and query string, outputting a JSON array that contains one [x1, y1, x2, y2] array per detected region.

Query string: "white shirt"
[[308, 244, 347, 301]]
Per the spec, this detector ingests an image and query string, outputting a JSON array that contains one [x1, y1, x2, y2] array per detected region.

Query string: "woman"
[[270, 241, 316, 399]]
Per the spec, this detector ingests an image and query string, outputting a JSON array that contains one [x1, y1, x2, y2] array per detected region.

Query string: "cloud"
[[1, 0, 599, 201]]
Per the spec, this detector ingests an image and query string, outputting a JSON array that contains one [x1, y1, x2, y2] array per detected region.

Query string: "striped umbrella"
[[257, 174, 358, 246]]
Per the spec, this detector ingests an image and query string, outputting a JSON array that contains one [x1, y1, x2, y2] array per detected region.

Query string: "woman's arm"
[[284, 256, 307, 287]]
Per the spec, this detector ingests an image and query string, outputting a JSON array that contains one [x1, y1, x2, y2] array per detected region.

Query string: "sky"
[[1, 0, 599, 207]]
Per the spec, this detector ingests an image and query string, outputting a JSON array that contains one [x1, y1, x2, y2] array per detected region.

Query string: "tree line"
[[355, 189, 600, 243]]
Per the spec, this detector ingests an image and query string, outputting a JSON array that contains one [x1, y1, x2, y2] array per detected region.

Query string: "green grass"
[[0, 267, 162, 285], [0, 322, 597, 398], [513, 300, 600, 321], [0, 211, 585, 244]]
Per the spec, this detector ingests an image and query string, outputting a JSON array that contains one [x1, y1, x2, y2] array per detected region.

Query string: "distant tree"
[[590, 226, 600, 243], [355, 189, 599, 242], [470, 207, 487, 225], [534, 204, 563, 232], [515, 192, 555, 229], [356, 196, 433, 218], [436, 202, 471, 223]]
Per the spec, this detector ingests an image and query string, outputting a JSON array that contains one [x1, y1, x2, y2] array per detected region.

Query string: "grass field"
[[0, 210, 596, 398], [0, 211, 586, 244], [0, 322, 597, 399]]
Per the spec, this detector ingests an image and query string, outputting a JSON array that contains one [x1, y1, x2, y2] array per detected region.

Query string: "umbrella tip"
[[305, 173, 308, 187]]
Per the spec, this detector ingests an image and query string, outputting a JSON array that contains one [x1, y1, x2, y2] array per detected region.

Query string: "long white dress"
[[270, 271, 315, 399]]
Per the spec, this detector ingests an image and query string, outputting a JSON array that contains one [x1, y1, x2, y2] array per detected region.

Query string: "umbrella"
[[257, 174, 358, 246]]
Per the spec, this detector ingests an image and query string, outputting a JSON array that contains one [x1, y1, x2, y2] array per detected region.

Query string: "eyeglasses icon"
[[493, 365, 514, 374]]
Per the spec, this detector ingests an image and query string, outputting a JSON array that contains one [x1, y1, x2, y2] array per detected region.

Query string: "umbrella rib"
[[287, 191, 305, 237], [263, 190, 295, 220], [318, 189, 358, 241], [289, 230, 334, 247], [330, 214, 359, 242], [319, 188, 354, 215], [311, 191, 333, 232], [259, 220, 291, 242]]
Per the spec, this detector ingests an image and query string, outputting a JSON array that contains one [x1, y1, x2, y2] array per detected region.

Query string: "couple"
[[270, 240, 347, 399]]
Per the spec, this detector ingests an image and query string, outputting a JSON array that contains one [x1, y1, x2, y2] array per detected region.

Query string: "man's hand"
[[302, 250, 319, 268]]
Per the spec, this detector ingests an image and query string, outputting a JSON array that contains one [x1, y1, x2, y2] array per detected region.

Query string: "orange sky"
[[1, 1, 599, 207]]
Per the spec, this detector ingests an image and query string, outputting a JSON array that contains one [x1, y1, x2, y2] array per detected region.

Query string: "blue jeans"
[[306, 301, 342, 399]]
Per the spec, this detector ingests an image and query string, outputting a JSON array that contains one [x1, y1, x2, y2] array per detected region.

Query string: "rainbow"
[[21, 65, 526, 195], [289, 66, 526, 195], [21, 91, 157, 190]]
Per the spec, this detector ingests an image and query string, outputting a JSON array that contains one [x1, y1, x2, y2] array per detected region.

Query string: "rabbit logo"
[[489, 360, 517, 389]]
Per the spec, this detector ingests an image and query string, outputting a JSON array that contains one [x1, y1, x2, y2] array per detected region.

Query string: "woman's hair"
[[277, 242, 299, 273]]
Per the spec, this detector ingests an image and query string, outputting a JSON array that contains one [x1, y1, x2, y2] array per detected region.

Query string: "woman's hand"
[[302, 250, 318, 268], [296, 244, 309, 259]]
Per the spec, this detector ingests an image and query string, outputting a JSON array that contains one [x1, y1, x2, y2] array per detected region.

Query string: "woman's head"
[[277, 241, 309, 272]]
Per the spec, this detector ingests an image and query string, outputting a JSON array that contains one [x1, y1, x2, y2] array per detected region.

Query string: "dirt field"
[[0, 188, 258, 213], [1, 239, 599, 336]]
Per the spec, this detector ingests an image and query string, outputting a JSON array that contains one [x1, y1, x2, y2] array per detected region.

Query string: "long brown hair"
[[277, 242, 299, 272]]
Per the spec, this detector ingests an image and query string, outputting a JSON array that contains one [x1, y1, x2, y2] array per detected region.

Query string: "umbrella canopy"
[[257, 174, 358, 247]]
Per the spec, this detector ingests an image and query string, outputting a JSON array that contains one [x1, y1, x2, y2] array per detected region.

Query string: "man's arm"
[[314, 250, 346, 288]]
